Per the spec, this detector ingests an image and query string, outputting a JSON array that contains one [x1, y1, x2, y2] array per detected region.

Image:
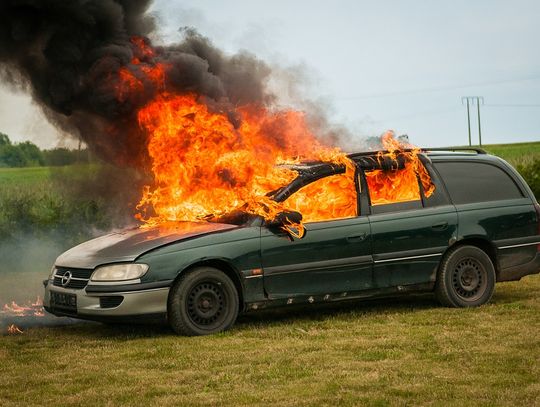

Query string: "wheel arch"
[[444, 237, 501, 280], [168, 258, 245, 309]]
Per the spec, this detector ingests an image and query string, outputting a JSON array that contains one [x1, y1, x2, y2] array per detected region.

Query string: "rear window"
[[434, 161, 523, 204]]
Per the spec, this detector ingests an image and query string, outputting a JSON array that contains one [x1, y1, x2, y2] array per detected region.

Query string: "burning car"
[[43, 147, 540, 335]]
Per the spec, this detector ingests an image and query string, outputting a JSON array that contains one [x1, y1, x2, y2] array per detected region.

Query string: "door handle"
[[347, 233, 367, 242], [431, 221, 448, 231]]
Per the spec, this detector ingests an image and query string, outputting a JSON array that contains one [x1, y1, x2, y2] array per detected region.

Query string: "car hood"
[[55, 221, 238, 269]]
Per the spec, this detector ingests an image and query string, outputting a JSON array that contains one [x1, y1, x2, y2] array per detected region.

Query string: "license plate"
[[50, 291, 77, 311]]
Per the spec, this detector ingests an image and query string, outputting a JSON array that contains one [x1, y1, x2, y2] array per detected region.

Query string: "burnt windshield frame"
[[272, 163, 348, 203], [213, 162, 353, 227], [269, 163, 361, 223]]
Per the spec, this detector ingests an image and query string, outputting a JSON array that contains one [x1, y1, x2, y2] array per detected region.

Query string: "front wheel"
[[435, 245, 496, 307], [168, 267, 239, 336]]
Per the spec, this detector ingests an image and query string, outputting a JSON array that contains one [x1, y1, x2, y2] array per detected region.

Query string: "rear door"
[[363, 156, 458, 288], [261, 170, 373, 299]]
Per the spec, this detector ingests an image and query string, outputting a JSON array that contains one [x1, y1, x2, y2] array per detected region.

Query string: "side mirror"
[[274, 209, 302, 225], [267, 210, 306, 240]]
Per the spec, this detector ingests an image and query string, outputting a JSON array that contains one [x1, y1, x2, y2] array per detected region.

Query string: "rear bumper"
[[498, 253, 540, 282], [43, 279, 170, 322]]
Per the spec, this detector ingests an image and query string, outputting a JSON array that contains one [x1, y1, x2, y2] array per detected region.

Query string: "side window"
[[434, 161, 523, 204], [363, 161, 438, 213], [284, 173, 357, 222], [365, 167, 421, 206]]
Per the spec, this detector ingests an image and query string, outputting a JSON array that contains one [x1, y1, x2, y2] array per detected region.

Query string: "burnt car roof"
[[286, 147, 489, 170], [273, 147, 492, 202]]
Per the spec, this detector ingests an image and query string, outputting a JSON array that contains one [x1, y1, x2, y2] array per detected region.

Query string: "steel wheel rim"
[[452, 257, 487, 301], [186, 280, 227, 329]]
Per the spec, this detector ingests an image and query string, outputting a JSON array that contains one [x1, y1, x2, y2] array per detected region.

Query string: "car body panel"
[[261, 216, 372, 298], [55, 221, 237, 269], [455, 200, 537, 268], [137, 226, 265, 303], [369, 205, 458, 287]]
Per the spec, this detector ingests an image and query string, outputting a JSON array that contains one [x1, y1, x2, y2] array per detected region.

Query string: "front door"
[[261, 171, 373, 299]]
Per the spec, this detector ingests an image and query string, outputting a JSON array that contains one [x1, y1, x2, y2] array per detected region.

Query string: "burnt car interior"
[[211, 150, 438, 231]]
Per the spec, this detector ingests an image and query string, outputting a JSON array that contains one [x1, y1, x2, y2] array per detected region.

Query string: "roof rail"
[[424, 147, 487, 154], [347, 149, 418, 159], [347, 147, 488, 159]]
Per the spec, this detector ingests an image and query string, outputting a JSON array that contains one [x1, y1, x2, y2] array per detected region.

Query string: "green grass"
[[0, 166, 52, 185], [1, 274, 539, 406], [465, 141, 540, 167], [0, 164, 141, 242]]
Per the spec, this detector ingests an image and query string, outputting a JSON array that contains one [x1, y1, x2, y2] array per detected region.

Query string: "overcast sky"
[[1, 0, 539, 148]]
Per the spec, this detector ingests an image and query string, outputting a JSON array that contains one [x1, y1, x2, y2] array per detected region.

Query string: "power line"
[[336, 76, 540, 101], [382, 106, 461, 122], [484, 103, 540, 107]]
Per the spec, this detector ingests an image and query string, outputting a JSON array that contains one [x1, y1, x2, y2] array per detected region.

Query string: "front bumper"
[[43, 279, 171, 321]]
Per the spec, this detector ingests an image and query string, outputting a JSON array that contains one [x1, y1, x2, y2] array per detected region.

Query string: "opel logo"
[[61, 271, 72, 287]]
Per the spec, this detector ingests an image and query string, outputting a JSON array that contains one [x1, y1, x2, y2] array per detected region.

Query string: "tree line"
[[0, 132, 92, 167]]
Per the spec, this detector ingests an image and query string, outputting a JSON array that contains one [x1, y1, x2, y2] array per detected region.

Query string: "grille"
[[99, 296, 124, 309], [52, 267, 93, 290]]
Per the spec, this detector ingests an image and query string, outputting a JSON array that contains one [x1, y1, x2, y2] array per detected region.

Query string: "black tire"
[[435, 245, 496, 307], [168, 267, 239, 336]]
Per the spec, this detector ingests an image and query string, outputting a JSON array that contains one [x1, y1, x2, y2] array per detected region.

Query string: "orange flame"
[[135, 93, 354, 226], [115, 37, 434, 229], [365, 132, 435, 206], [7, 324, 24, 335], [2, 296, 44, 318], [115, 37, 167, 103]]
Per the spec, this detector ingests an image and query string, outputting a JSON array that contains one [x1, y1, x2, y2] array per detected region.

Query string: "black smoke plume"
[[0, 0, 273, 166]]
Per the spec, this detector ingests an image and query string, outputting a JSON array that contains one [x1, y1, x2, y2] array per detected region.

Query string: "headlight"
[[91, 263, 149, 282], [49, 265, 57, 280]]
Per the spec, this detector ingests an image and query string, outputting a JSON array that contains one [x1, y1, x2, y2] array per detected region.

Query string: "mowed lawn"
[[1, 274, 539, 406]]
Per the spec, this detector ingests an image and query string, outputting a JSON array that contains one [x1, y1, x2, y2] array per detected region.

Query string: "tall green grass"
[[0, 164, 143, 243], [480, 141, 540, 167]]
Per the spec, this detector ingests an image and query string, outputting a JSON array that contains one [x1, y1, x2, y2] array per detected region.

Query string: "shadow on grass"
[[22, 277, 538, 339], [37, 294, 440, 340]]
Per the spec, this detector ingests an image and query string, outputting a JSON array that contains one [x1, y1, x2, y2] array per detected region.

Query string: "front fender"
[[137, 227, 265, 303]]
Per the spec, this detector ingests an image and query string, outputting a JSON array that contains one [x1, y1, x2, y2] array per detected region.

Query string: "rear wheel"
[[435, 245, 496, 307], [168, 267, 239, 336]]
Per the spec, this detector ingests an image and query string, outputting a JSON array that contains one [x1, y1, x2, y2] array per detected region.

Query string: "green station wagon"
[[43, 148, 540, 335]]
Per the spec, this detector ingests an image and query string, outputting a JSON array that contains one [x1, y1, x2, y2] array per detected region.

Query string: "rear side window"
[[434, 161, 523, 204], [365, 167, 421, 205]]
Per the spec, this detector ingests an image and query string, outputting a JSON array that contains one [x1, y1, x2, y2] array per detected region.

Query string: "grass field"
[[0, 275, 538, 406], [0, 166, 52, 185], [479, 141, 540, 167]]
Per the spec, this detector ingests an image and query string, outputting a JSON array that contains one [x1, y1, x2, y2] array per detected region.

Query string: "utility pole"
[[476, 96, 484, 146], [461, 96, 484, 146], [461, 97, 472, 146]]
